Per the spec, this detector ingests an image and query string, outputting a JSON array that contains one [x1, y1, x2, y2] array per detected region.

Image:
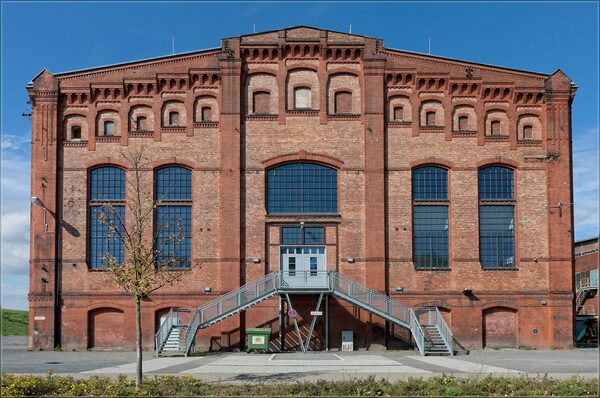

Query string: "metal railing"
[[279, 270, 330, 290], [182, 272, 279, 356], [329, 272, 425, 355], [576, 277, 599, 292], [416, 307, 453, 355], [156, 270, 453, 357], [154, 307, 188, 356]]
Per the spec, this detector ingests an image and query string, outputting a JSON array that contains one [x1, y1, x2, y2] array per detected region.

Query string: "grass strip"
[[1, 373, 598, 396]]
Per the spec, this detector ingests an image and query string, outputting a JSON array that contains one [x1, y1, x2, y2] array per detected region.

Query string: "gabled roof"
[[225, 24, 376, 41]]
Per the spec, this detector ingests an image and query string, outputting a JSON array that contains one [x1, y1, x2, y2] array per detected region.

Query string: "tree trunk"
[[135, 295, 142, 389]]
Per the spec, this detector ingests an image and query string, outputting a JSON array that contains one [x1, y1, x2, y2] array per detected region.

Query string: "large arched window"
[[267, 163, 337, 214], [89, 167, 125, 269], [155, 166, 192, 268], [479, 166, 515, 269], [412, 166, 449, 269]]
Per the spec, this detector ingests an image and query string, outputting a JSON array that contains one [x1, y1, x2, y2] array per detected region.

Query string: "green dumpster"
[[246, 328, 271, 352]]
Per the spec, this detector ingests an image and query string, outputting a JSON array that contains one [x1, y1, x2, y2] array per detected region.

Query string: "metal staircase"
[[155, 271, 454, 356], [576, 277, 598, 315]]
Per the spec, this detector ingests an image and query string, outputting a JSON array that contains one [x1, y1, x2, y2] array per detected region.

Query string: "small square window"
[[491, 120, 501, 135], [458, 116, 469, 131], [523, 125, 533, 140], [71, 126, 81, 140], [426, 111, 436, 126], [104, 121, 115, 136]]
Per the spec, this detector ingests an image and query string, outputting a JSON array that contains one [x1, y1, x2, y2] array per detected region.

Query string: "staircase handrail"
[[433, 307, 454, 355], [155, 307, 175, 356], [329, 272, 425, 354], [183, 272, 279, 356], [576, 276, 599, 292]]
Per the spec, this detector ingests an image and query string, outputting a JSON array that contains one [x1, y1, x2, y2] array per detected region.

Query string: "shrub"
[[1, 372, 597, 396]]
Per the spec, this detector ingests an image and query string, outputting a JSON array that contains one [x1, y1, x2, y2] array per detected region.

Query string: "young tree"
[[96, 148, 193, 388]]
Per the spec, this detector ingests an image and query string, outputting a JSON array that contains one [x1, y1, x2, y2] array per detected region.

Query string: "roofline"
[[575, 237, 599, 245], [224, 24, 377, 41], [52, 47, 221, 78], [383, 47, 550, 78]]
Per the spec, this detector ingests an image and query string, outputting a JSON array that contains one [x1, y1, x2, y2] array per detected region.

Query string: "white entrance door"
[[280, 246, 327, 289]]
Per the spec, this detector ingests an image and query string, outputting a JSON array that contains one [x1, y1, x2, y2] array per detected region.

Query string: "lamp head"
[[31, 196, 45, 208]]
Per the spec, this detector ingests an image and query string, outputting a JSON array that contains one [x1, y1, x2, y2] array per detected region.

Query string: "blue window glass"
[[304, 227, 324, 244], [413, 206, 449, 269], [88, 166, 126, 269], [156, 166, 192, 200], [155, 166, 192, 268], [412, 166, 449, 269], [479, 206, 515, 268], [89, 206, 125, 269], [479, 166, 514, 200], [267, 163, 337, 213], [90, 167, 125, 200], [155, 206, 192, 269], [282, 227, 302, 244], [413, 166, 448, 200]]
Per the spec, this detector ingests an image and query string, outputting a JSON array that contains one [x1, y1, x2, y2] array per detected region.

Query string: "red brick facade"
[[27, 26, 576, 351]]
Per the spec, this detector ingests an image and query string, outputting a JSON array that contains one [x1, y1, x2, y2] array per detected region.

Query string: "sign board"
[[251, 335, 265, 345], [310, 311, 323, 316], [287, 309, 298, 318], [34, 316, 45, 321], [341, 330, 353, 351]]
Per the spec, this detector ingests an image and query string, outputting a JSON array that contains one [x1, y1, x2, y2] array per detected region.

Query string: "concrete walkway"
[[2, 337, 598, 383]]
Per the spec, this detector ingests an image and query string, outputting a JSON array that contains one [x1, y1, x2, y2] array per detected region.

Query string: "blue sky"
[[1, 1, 598, 310]]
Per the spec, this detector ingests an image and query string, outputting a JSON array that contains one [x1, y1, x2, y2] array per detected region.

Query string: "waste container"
[[246, 328, 272, 352]]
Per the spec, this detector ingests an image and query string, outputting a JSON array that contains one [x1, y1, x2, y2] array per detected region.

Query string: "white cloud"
[[572, 128, 599, 240], [1, 133, 31, 280], [0, 280, 29, 310]]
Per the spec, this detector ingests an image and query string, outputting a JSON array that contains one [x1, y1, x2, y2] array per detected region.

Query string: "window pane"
[[304, 227, 324, 244], [294, 87, 311, 109], [479, 167, 514, 200], [104, 121, 115, 135], [413, 167, 448, 200], [201, 107, 212, 121], [155, 206, 192, 268], [90, 167, 125, 201], [479, 205, 515, 268], [413, 206, 449, 269], [89, 205, 125, 269], [267, 163, 337, 213], [281, 227, 302, 244], [156, 166, 192, 200]]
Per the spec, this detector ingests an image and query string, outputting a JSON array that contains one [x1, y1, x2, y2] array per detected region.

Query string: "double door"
[[280, 246, 327, 289]]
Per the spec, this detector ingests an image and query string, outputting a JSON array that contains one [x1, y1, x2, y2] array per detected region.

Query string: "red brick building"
[[28, 27, 577, 353]]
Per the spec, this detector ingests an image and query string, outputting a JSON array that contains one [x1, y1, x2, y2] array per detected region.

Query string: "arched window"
[[479, 166, 515, 269], [393, 106, 404, 121], [103, 121, 115, 136], [522, 124, 533, 140], [201, 106, 212, 122], [135, 116, 147, 131], [155, 166, 192, 268], [267, 163, 337, 214], [168, 111, 180, 127], [412, 166, 449, 269], [253, 91, 270, 114], [458, 116, 469, 131], [89, 167, 125, 269], [426, 111, 436, 126], [491, 120, 501, 135], [334, 91, 352, 114], [71, 126, 82, 140], [294, 87, 311, 109]]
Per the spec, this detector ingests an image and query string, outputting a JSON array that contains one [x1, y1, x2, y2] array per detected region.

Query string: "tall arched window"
[[267, 163, 337, 214], [479, 166, 515, 268], [89, 167, 125, 269], [412, 166, 449, 269], [155, 166, 192, 268]]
